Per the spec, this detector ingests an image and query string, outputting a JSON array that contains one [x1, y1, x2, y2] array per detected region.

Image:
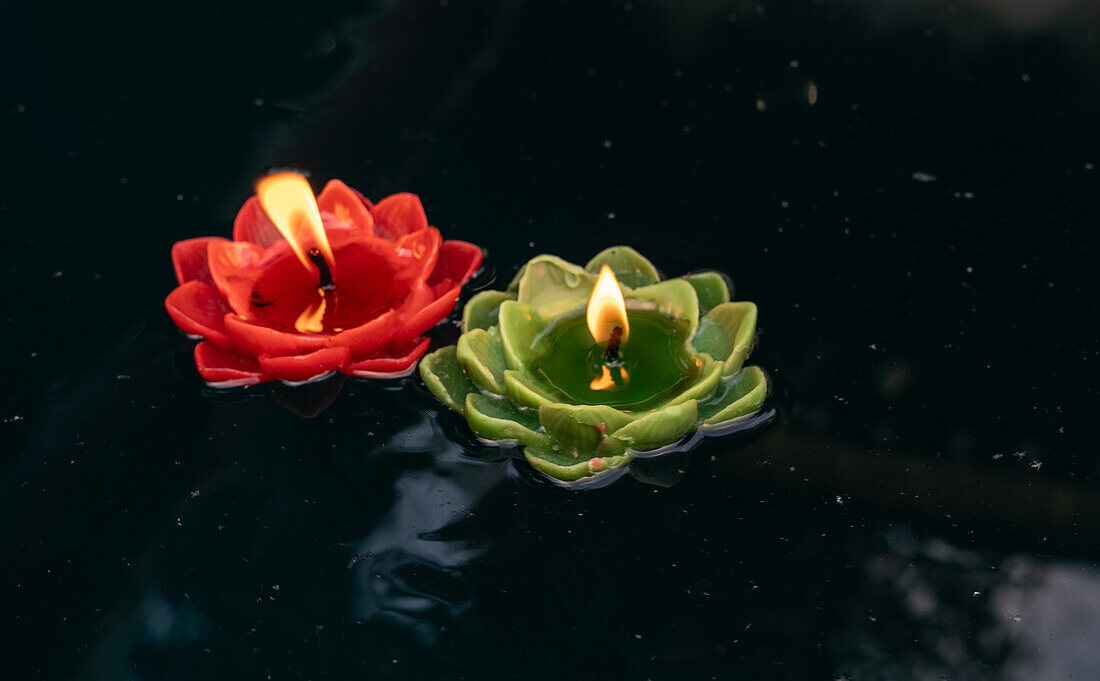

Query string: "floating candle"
[[420, 246, 769, 483], [165, 172, 483, 387]]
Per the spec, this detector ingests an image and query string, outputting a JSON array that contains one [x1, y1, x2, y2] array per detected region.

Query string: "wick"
[[307, 248, 335, 291], [604, 326, 624, 362]]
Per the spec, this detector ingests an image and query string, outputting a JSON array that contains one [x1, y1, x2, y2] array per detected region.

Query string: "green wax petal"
[[538, 403, 635, 455], [498, 301, 548, 371], [629, 280, 700, 338], [419, 346, 477, 414], [584, 246, 662, 288], [702, 366, 768, 425], [456, 327, 508, 395], [516, 255, 596, 318], [666, 356, 722, 406], [524, 443, 634, 482], [681, 271, 731, 315], [610, 400, 698, 452], [465, 393, 547, 446], [691, 302, 757, 373], [691, 317, 732, 362], [462, 290, 514, 332], [704, 302, 757, 374], [503, 369, 561, 408]]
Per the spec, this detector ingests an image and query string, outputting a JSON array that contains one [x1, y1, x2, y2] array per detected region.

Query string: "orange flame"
[[587, 265, 629, 345], [294, 292, 327, 334], [256, 172, 335, 274], [589, 365, 629, 391]]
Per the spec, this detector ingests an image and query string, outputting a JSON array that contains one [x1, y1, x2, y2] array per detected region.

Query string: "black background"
[[3, 0, 1100, 679]]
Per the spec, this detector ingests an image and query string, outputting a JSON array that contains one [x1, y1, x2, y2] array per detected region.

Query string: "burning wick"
[[308, 247, 336, 291], [588, 266, 630, 391], [604, 325, 624, 362]]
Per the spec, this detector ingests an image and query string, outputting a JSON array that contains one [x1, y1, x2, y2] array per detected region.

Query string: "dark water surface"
[[4, 1, 1100, 678]]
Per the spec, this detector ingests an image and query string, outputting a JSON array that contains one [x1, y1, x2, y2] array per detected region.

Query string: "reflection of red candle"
[[166, 173, 482, 386]]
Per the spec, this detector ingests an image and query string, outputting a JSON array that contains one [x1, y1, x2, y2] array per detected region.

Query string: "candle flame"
[[256, 172, 335, 275], [589, 365, 629, 391], [587, 265, 629, 345], [294, 291, 327, 334]]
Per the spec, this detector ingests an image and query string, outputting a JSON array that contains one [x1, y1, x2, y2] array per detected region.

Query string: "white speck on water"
[[607, 213, 616, 219], [176, 194, 184, 201], [53, 271, 63, 278], [966, 266, 973, 273], [790, 59, 799, 68], [911, 171, 937, 183]]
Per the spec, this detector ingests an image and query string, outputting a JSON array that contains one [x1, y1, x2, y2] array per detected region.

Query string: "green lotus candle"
[[420, 246, 768, 483]]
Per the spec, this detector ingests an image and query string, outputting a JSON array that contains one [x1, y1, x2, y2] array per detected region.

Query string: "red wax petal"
[[165, 281, 232, 347], [233, 196, 283, 247], [207, 240, 271, 315], [395, 226, 442, 285], [318, 180, 374, 238], [370, 193, 428, 241], [172, 237, 229, 286], [393, 282, 435, 321], [195, 342, 267, 387], [430, 278, 455, 297], [428, 240, 483, 286], [259, 346, 351, 383], [332, 309, 398, 357], [225, 314, 330, 358], [398, 282, 461, 339], [346, 337, 430, 378]]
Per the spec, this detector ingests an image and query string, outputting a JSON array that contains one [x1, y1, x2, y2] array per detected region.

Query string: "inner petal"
[[247, 245, 407, 333]]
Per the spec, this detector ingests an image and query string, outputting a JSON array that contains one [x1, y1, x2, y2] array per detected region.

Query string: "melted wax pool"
[[534, 311, 698, 411]]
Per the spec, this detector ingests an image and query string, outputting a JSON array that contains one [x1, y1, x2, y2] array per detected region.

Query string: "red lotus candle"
[[165, 172, 482, 386]]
